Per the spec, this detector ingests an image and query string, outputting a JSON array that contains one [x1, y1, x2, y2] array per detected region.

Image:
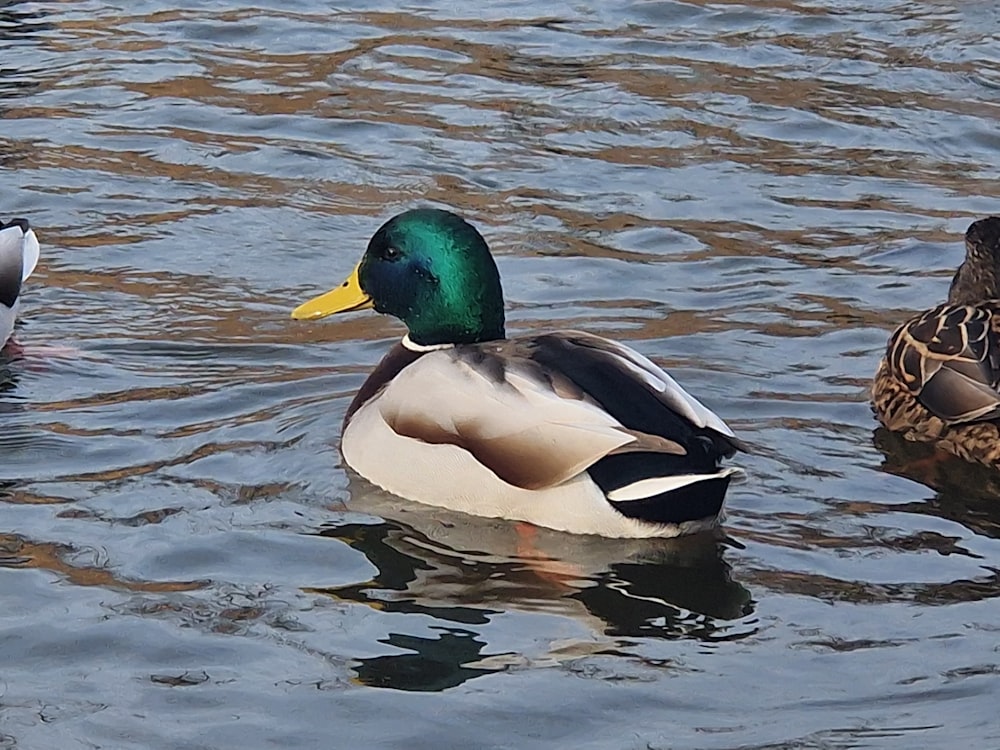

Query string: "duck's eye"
[[383, 246, 400, 261]]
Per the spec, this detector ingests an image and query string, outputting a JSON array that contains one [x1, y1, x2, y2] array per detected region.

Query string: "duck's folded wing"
[[526, 331, 742, 456], [370, 347, 686, 491], [20, 226, 39, 282], [888, 303, 1000, 424]]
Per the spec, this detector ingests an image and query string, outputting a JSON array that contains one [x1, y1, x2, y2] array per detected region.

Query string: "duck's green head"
[[292, 209, 506, 346]]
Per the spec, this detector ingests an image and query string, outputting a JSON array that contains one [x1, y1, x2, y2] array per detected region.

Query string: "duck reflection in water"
[[0, 360, 18, 396], [874, 427, 1000, 540], [308, 479, 753, 692]]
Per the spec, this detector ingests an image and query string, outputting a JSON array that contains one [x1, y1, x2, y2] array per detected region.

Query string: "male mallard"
[[0, 218, 40, 349], [873, 216, 1000, 465], [293, 209, 743, 538]]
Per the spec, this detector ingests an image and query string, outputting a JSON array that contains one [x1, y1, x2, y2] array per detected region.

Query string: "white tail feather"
[[21, 229, 39, 282], [607, 467, 741, 502]]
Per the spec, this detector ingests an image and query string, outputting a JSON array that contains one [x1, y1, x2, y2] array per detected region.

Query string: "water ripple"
[[1, 0, 1000, 747]]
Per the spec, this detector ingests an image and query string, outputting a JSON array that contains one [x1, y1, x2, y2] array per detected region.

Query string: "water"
[[2, 0, 999, 746]]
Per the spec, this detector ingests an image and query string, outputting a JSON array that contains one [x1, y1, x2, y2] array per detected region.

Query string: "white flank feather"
[[0, 224, 23, 264], [0, 223, 40, 346]]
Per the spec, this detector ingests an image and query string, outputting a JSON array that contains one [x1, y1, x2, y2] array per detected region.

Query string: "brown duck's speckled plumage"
[[872, 216, 1000, 465]]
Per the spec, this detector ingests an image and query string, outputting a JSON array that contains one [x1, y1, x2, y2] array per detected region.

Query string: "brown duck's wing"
[[887, 302, 1000, 424]]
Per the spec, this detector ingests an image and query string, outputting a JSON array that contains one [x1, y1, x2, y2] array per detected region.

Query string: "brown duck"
[[873, 216, 1000, 465]]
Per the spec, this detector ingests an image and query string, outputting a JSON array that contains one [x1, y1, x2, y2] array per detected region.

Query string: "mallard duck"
[[0, 218, 40, 349], [293, 209, 743, 538], [873, 216, 1000, 465]]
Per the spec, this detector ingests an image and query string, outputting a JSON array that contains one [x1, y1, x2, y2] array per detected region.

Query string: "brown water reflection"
[[0, 530, 203, 593], [1, 0, 1000, 747]]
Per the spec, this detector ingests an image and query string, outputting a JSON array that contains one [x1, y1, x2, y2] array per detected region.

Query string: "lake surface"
[[2, 0, 1000, 746]]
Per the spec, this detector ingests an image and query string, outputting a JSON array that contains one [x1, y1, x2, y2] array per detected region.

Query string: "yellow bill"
[[291, 263, 374, 320]]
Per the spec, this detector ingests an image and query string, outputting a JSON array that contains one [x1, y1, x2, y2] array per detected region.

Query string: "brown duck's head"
[[948, 216, 1000, 306]]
